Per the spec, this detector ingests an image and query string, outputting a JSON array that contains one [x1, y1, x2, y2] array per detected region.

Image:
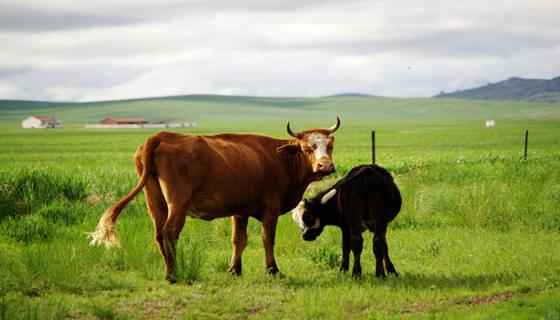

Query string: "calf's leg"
[[373, 223, 397, 277], [340, 228, 351, 272], [350, 232, 363, 277], [373, 234, 386, 277]]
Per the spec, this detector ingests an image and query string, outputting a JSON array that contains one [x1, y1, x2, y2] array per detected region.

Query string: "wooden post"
[[524, 129, 528, 160], [372, 130, 376, 164]]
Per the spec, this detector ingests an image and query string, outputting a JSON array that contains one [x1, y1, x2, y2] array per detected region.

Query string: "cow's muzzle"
[[313, 158, 335, 174]]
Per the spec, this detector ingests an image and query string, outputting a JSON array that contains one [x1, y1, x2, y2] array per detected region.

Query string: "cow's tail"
[[87, 135, 162, 248]]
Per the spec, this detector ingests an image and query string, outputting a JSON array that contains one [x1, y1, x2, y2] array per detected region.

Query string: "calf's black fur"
[[293, 164, 401, 277]]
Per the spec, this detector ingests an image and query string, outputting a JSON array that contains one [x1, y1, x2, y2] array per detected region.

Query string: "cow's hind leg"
[[144, 178, 169, 266], [373, 223, 397, 277], [162, 198, 190, 283], [381, 227, 398, 276], [228, 216, 249, 276], [135, 153, 169, 265]]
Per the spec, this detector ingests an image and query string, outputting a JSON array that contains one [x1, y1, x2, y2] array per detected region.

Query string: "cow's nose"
[[314, 159, 335, 173]]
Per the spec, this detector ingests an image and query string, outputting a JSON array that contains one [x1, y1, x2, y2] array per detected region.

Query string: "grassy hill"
[[1, 95, 559, 126], [435, 76, 560, 103]]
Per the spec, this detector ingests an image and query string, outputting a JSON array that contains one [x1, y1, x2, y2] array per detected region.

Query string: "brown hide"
[[140, 132, 320, 220]]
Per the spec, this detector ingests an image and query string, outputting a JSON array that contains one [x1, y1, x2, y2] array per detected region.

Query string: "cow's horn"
[[325, 116, 340, 134], [321, 189, 337, 204], [287, 121, 301, 139]]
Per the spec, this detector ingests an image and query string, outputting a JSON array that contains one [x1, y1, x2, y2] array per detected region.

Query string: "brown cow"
[[88, 118, 340, 282]]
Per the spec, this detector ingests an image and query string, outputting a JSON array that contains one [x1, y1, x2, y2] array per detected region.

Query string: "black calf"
[[292, 164, 401, 277]]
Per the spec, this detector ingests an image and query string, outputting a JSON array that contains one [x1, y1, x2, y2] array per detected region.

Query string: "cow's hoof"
[[166, 274, 178, 284], [351, 266, 362, 277], [351, 270, 362, 278], [266, 266, 280, 275], [388, 270, 399, 277], [228, 264, 242, 276]]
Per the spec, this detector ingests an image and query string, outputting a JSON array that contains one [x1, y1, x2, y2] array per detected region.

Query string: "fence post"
[[524, 129, 528, 160], [372, 130, 376, 164]]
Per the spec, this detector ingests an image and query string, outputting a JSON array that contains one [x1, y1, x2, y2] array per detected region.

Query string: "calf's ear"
[[321, 189, 337, 204], [276, 143, 302, 154]]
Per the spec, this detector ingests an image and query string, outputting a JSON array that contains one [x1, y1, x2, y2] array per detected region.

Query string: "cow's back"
[[136, 132, 293, 218], [336, 164, 401, 224]]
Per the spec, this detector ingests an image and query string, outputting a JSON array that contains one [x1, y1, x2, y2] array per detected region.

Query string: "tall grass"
[[0, 170, 88, 220], [393, 154, 560, 231], [175, 234, 208, 284]]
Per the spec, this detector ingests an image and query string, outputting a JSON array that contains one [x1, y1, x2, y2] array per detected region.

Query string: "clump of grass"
[[0, 169, 89, 220], [422, 241, 443, 257], [36, 199, 88, 226], [308, 247, 340, 270], [89, 299, 119, 320], [0, 215, 58, 243], [175, 237, 207, 284], [0, 296, 69, 320], [211, 255, 231, 273]]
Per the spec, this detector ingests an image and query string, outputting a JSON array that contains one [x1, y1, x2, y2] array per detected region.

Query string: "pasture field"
[[0, 97, 559, 319]]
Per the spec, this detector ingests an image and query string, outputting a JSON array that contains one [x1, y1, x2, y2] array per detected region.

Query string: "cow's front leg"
[[340, 227, 351, 272], [261, 213, 280, 275], [228, 215, 249, 276], [350, 232, 363, 277]]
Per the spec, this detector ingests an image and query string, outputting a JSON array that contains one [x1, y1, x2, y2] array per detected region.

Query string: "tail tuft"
[[87, 210, 121, 248]]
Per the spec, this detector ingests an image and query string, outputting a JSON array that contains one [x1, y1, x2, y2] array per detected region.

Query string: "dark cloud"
[[266, 28, 560, 58], [0, 67, 31, 78], [406, 29, 560, 58], [0, 4, 139, 31]]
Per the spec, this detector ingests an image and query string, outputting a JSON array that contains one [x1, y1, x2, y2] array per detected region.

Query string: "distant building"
[[100, 117, 148, 125], [22, 115, 61, 129], [485, 120, 496, 127], [86, 117, 196, 129]]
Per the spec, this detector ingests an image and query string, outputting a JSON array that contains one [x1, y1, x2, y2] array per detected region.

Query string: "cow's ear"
[[276, 143, 302, 154]]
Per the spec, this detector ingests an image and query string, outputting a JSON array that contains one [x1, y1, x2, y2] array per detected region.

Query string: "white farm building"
[[22, 115, 62, 129]]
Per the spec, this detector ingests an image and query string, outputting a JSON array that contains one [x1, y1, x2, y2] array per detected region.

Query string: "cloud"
[[0, 0, 559, 101], [0, 4, 139, 31]]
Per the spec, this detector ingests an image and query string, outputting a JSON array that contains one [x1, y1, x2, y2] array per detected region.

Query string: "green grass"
[[0, 97, 559, 319]]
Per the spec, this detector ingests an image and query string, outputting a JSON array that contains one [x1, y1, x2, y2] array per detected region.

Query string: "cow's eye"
[[311, 144, 318, 150]]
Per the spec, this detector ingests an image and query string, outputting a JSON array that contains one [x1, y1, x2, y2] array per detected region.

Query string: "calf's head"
[[276, 117, 340, 175], [292, 189, 337, 241]]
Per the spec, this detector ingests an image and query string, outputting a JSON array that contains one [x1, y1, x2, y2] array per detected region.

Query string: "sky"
[[1, 0, 559, 102]]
